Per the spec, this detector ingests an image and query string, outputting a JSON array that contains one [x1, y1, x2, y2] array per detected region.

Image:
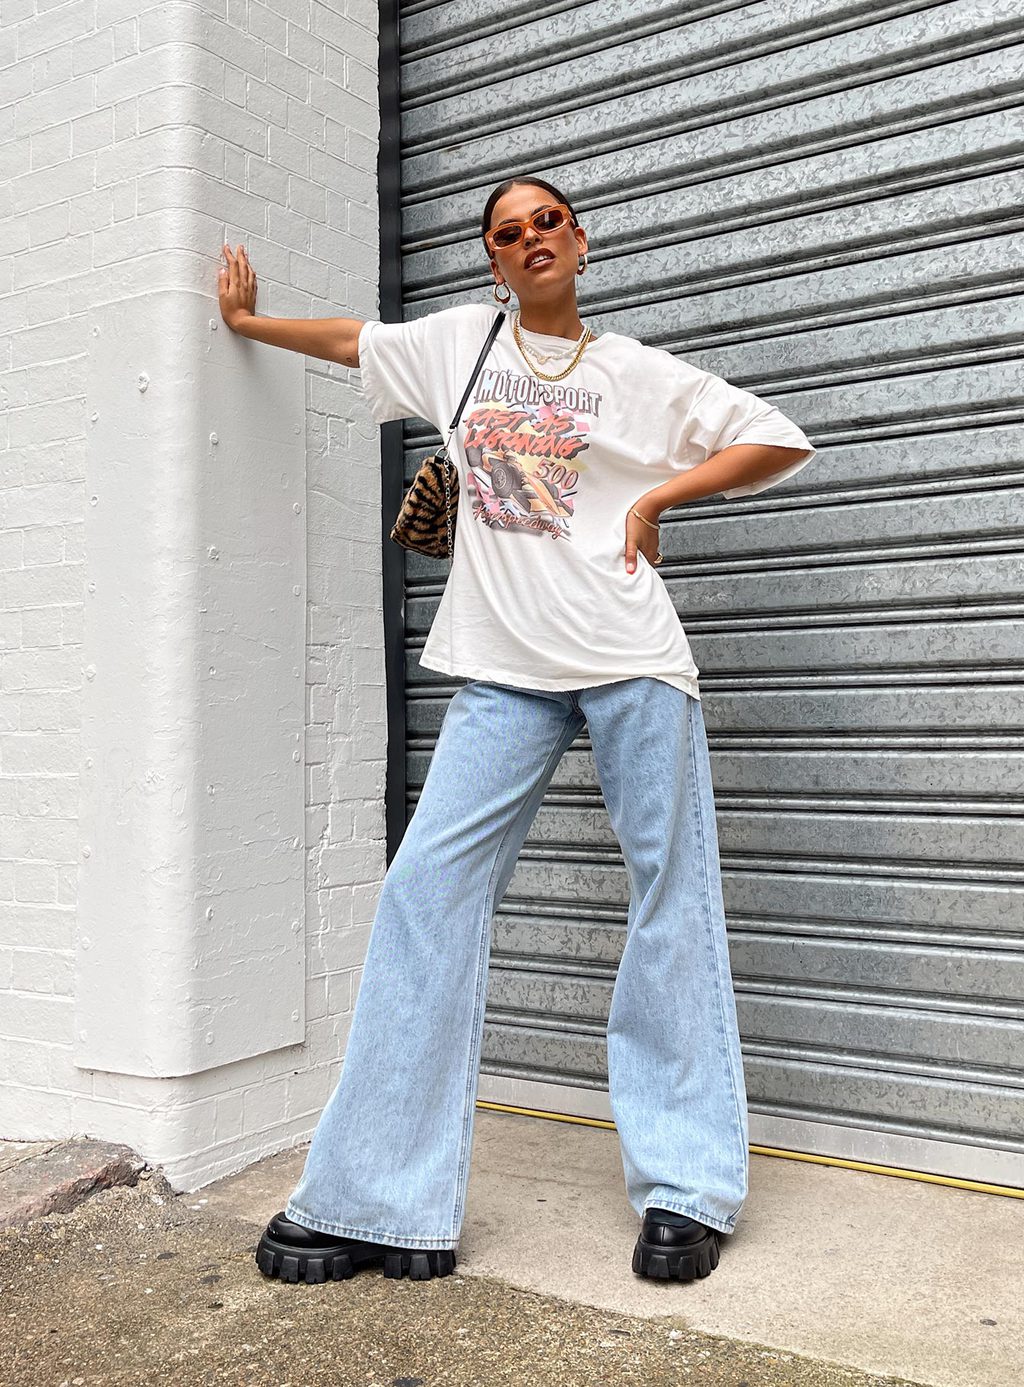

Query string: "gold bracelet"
[[631, 507, 660, 531]]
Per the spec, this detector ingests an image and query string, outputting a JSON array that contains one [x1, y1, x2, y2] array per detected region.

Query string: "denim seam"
[[283, 1201, 458, 1251], [642, 1198, 736, 1237], [687, 700, 748, 1221], [449, 703, 583, 1242]]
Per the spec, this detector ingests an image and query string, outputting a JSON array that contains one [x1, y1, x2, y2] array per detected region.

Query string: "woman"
[[218, 176, 815, 1287]]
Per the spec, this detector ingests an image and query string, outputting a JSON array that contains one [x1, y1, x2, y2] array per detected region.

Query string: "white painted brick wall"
[[1, 0, 387, 1189]]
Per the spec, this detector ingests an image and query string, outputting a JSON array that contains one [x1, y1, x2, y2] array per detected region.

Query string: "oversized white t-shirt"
[[357, 301, 816, 701]]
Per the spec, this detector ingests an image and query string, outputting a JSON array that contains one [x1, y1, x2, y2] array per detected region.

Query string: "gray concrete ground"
[[1, 1169, 920, 1387], [204, 1109, 1023, 1387], [1, 1108, 1020, 1387]]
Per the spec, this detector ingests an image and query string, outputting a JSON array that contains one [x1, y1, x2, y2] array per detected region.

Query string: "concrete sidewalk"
[[1, 1109, 1019, 1386], [205, 1107, 1023, 1387], [1, 1168, 918, 1387]]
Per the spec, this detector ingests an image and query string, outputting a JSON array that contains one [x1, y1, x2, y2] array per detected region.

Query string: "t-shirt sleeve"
[[676, 370, 817, 499], [357, 308, 458, 431]]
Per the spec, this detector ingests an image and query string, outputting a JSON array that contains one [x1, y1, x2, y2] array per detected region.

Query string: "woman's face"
[[486, 184, 587, 304]]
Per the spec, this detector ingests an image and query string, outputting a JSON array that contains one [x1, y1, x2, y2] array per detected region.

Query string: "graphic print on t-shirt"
[[462, 365, 603, 541]]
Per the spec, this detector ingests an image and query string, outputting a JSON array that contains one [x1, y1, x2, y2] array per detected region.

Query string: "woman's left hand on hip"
[[625, 502, 662, 573]]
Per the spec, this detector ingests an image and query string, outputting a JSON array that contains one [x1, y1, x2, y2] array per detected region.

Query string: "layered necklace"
[[511, 308, 592, 381]]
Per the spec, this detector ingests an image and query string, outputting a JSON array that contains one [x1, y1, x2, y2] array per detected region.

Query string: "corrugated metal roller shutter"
[[389, 0, 1024, 1184]]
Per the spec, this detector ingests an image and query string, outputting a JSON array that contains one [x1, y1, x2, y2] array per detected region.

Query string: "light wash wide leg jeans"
[[285, 677, 749, 1249]]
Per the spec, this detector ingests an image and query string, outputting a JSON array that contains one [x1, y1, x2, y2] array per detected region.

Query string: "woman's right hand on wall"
[[213, 241, 363, 365], [218, 243, 257, 330]]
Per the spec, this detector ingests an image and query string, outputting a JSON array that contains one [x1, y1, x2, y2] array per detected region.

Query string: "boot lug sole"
[[255, 1232, 456, 1283], [632, 1228, 720, 1282]]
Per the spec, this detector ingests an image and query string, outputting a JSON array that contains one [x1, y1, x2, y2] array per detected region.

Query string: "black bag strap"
[[441, 309, 507, 450]]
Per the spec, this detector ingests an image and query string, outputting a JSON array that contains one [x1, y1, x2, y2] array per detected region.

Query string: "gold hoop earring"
[[493, 280, 511, 304], [577, 253, 588, 276]]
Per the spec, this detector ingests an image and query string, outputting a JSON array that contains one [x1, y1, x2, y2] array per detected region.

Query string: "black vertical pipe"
[[376, 0, 406, 867]]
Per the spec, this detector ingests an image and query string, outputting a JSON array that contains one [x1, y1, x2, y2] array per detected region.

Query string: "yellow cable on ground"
[[475, 1099, 1024, 1201]]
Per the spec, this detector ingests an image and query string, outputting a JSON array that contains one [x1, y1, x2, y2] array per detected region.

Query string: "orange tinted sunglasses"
[[484, 203, 575, 254]]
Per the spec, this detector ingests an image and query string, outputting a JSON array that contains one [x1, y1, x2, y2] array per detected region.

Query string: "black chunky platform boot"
[[254, 1211, 458, 1284], [631, 1206, 720, 1282]]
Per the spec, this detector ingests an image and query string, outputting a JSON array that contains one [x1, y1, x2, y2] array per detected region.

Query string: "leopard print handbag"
[[389, 309, 506, 560]]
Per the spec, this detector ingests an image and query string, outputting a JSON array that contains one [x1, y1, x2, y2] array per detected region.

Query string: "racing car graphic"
[[466, 444, 575, 536]]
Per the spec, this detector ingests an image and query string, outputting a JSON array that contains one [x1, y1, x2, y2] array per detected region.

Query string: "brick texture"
[[0, 0, 385, 1190]]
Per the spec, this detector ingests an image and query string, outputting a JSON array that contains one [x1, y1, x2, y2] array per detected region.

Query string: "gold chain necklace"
[[512, 309, 592, 381]]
